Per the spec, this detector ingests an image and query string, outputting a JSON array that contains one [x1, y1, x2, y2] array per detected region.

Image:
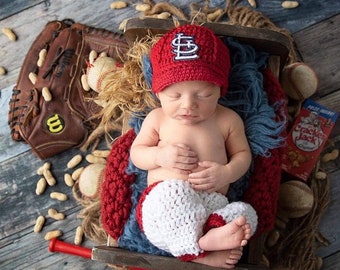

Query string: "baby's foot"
[[225, 247, 243, 266], [193, 248, 243, 269], [198, 216, 251, 251]]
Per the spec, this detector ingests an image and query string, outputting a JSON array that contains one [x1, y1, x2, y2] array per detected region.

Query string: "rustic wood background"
[[0, 0, 339, 269]]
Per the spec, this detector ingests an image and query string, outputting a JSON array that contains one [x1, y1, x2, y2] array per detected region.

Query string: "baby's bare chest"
[[159, 123, 227, 161]]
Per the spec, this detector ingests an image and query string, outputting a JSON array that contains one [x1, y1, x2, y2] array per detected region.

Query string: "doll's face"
[[157, 80, 220, 125]]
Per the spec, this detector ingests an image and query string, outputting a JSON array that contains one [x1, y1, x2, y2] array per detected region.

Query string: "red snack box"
[[282, 99, 338, 181]]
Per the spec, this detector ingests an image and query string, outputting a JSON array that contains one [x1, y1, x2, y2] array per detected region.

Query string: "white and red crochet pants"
[[136, 179, 258, 261]]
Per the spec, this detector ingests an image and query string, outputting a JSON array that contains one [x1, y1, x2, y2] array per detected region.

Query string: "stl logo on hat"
[[171, 33, 199, 61]]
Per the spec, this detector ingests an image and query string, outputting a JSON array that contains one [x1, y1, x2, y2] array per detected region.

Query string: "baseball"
[[278, 180, 314, 219], [86, 56, 119, 93], [78, 163, 106, 199], [280, 62, 318, 101]]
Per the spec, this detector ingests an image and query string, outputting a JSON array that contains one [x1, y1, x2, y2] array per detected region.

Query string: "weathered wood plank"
[[1, 0, 340, 90], [0, 211, 111, 270], [239, 0, 340, 33], [92, 246, 265, 270], [0, 144, 111, 269], [322, 251, 340, 270], [317, 168, 340, 258], [293, 13, 340, 97], [0, 0, 338, 34], [316, 91, 340, 116], [316, 92, 340, 140], [0, 85, 30, 163], [292, 14, 340, 143], [0, 0, 43, 20], [0, 147, 79, 238]]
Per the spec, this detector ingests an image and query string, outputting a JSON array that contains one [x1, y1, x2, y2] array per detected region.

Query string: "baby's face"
[[157, 80, 220, 125]]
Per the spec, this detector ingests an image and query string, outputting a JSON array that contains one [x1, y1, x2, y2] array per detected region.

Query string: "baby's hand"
[[188, 161, 228, 193], [155, 143, 198, 174]]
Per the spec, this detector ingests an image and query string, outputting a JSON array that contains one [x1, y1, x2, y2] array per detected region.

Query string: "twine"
[[267, 169, 330, 269]]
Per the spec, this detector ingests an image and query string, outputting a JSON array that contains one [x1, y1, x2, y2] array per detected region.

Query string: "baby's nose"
[[181, 95, 197, 109]]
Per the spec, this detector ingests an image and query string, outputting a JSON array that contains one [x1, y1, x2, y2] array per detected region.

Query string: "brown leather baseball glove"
[[8, 19, 129, 159]]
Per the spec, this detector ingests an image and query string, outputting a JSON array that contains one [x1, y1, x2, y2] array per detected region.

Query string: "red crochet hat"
[[150, 24, 231, 96]]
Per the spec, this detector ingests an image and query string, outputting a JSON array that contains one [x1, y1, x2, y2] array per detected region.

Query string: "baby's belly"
[[147, 166, 229, 195], [147, 167, 190, 185]]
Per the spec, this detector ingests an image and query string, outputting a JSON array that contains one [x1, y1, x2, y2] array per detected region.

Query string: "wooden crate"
[[91, 18, 291, 270]]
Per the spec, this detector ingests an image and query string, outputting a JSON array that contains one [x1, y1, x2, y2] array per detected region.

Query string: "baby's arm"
[[188, 110, 251, 193], [130, 109, 198, 173], [223, 112, 252, 180]]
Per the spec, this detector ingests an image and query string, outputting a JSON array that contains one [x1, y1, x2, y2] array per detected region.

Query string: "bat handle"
[[49, 238, 92, 259]]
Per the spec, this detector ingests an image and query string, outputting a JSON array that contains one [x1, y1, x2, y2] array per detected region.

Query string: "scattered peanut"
[[64, 173, 74, 187], [2, 27, 17, 41], [145, 12, 171, 19], [118, 19, 128, 32], [67, 154, 83, 169], [71, 167, 84, 181], [89, 50, 98, 65], [207, 9, 224, 22], [266, 229, 280, 247], [35, 177, 47, 195], [50, 191, 68, 201], [110, 1, 128, 9], [37, 49, 47, 67], [86, 154, 106, 164], [74, 226, 84, 245], [247, 0, 256, 8], [135, 3, 151, 12], [48, 208, 65, 220], [275, 216, 287, 230], [44, 230, 62, 240], [42, 87, 52, 102], [37, 162, 51, 175], [282, 1, 299, 9], [34, 215, 46, 233], [156, 12, 171, 19], [321, 148, 339, 163], [0, 66, 7, 75], [315, 171, 327, 180], [92, 149, 110, 158], [43, 169, 56, 186], [29, 72, 38, 85], [81, 74, 90, 91], [260, 254, 270, 268], [36, 167, 43, 175]]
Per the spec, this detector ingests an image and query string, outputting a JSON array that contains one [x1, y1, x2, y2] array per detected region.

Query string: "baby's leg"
[[198, 215, 251, 251], [136, 179, 208, 259], [193, 248, 243, 269]]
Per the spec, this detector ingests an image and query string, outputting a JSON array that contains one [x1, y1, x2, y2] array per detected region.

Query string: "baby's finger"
[[190, 182, 213, 192], [188, 169, 209, 179], [177, 155, 198, 165], [198, 160, 218, 168], [175, 143, 191, 149], [176, 144, 198, 157], [174, 161, 197, 171]]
